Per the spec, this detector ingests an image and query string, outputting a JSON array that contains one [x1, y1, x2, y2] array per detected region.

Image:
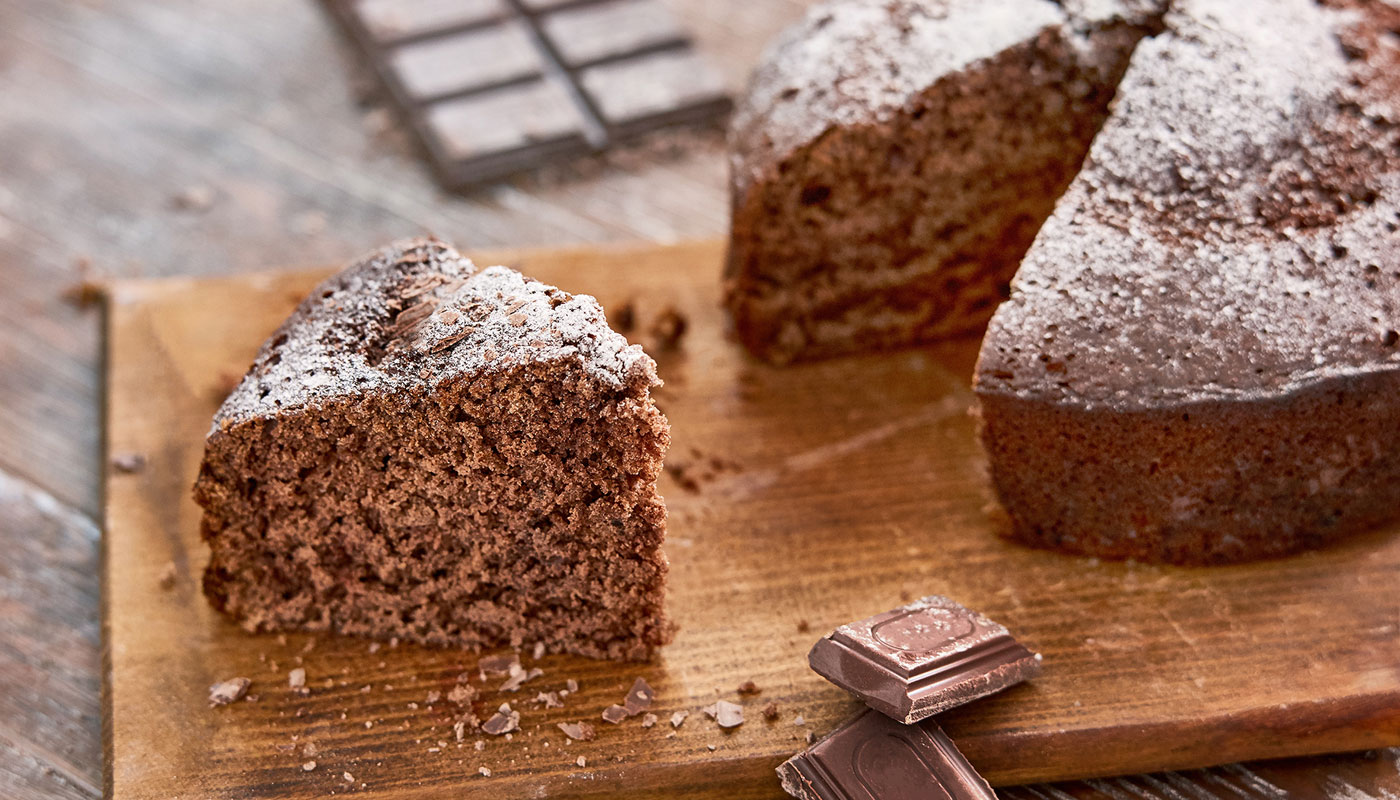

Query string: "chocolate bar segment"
[[808, 595, 1041, 724], [777, 710, 995, 800], [356, 0, 506, 42], [318, 0, 732, 189], [390, 22, 544, 101], [540, 0, 689, 67]]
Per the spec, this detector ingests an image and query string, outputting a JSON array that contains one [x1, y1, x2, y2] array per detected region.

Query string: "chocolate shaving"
[[209, 677, 251, 706], [703, 700, 744, 729], [557, 721, 596, 741], [429, 328, 474, 353], [482, 703, 520, 735], [499, 665, 543, 692], [601, 704, 628, 724], [478, 654, 519, 676], [623, 677, 655, 716]]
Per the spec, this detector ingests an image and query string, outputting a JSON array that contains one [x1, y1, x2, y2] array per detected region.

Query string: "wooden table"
[[0, 1, 1394, 798]]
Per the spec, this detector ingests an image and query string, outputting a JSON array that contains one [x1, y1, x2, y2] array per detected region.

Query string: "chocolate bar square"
[[356, 0, 506, 42], [807, 595, 1041, 724], [777, 710, 995, 800], [390, 22, 543, 101], [541, 0, 688, 67], [580, 49, 727, 128]]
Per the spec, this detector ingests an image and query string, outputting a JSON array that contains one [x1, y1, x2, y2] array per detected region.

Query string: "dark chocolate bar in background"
[[319, 0, 731, 190], [808, 595, 1041, 724], [777, 710, 996, 800]]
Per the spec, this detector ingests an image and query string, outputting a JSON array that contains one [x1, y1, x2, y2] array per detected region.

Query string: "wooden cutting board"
[[103, 240, 1400, 800]]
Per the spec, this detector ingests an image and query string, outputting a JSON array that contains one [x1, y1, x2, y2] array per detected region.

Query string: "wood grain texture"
[[105, 241, 1400, 799]]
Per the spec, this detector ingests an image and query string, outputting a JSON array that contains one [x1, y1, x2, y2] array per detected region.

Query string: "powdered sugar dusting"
[[979, 0, 1400, 410], [728, 0, 1159, 201], [213, 239, 657, 432]]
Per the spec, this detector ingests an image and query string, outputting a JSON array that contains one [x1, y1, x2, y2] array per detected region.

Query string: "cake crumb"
[[762, 702, 779, 721], [342, 772, 354, 783], [565, 679, 579, 693], [648, 307, 688, 350], [670, 710, 688, 728], [535, 691, 564, 708], [576, 755, 587, 767], [448, 683, 477, 707], [426, 690, 441, 704], [532, 642, 546, 660], [794, 715, 805, 726], [477, 767, 491, 777], [641, 712, 658, 728], [612, 299, 636, 333], [737, 680, 759, 695], [208, 677, 251, 706], [156, 562, 178, 591], [302, 761, 317, 772], [288, 668, 306, 692]]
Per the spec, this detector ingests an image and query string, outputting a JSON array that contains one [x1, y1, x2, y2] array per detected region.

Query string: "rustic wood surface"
[[104, 242, 1400, 799], [2, 0, 1398, 797]]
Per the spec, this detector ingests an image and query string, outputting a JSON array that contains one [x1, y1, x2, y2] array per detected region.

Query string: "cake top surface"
[[727, 0, 1162, 200], [977, 0, 1400, 411], [213, 239, 657, 432]]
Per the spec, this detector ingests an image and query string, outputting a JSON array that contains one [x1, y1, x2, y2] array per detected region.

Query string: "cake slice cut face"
[[725, 0, 1167, 364], [194, 239, 673, 660], [975, 0, 1400, 563]]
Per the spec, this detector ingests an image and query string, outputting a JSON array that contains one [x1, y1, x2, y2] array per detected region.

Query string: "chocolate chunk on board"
[[777, 709, 994, 800], [808, 595, 1040, 724], [317, 0, 731, 189]]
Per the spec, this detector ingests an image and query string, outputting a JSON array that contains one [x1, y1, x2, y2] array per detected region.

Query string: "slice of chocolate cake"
[[193, 239, 673, 660], [725, 0, 1165, 364], [975, 0, 1400, 563]]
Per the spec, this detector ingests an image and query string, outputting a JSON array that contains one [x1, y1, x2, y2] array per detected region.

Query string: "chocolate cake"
[[725, 0, 1166, 364], [975, 0, 1400, 562], [193, 239, 673, 660]]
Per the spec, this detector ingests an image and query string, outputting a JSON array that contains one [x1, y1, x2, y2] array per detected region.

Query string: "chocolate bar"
[[808, 595, 1041, 724], [777, 710, 995, 800], [320, 0, 731, 189]]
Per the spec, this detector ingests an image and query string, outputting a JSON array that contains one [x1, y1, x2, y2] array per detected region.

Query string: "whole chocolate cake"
[[725, 0, 1166, 364], [729, 0, 1400, 563], [976, 0, 1400, 563], [193, 239, 673, 660]]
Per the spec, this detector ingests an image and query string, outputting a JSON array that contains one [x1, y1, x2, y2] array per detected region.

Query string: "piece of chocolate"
[[777, 710, 994, 800], [317, 0, 731, 189], [808, 595, 1040, 724]]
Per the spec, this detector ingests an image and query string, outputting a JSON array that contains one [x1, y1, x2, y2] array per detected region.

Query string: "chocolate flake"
[[601, 704, 629, 724], [500, 664, 544, 692], [670, 710, 688, 728], [535, 691, 564, 709], [623, 677, 655, 716], [576, 756, 587, 768], [703, 701, 743, 729], [209, 677, 251, 706], [482, 703, 520, 735], [557, 721, 596, 741]]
